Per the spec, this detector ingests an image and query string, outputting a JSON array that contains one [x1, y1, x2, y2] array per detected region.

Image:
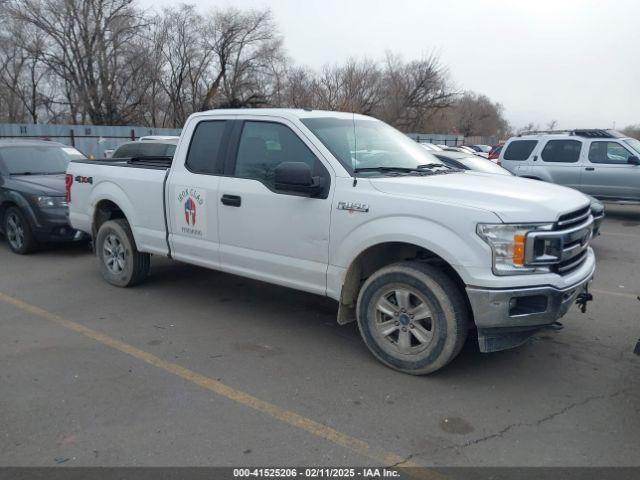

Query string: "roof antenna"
[[352, 111, 357, 187]]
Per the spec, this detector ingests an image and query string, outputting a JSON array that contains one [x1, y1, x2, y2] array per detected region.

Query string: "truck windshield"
[[301, 117, 445, 175], [623, 138, 640, 155], [0, 146, 79, 175]]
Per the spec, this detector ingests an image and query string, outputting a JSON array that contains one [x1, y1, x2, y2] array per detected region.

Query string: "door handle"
[[585, 167, 595, 171], [221, 194, 241, 207]]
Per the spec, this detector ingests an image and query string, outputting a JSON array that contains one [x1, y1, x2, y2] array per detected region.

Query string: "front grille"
[[525, 206, 593, 275], [556, 206, 591, 230], [556, 249, 588, 274]]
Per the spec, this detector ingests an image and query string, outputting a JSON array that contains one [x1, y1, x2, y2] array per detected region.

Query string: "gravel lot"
[[0, 205, 638, 469]]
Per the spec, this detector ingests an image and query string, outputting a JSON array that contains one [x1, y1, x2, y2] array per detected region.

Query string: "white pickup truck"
[[67, 109, 596, 374]]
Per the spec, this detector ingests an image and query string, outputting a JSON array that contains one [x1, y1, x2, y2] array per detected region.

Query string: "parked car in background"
[[488, 143, 503, 163], [138, 135, 181, 142], [417, 142, 443, 151], [466, 144, 492, 153], [429, 149, 512, 175], [111, 138, 179, 159], [0, 140, 88, 254], [499, 129, 640, 203], [67, 109, 596, 374], [427, 147, 605, 235]]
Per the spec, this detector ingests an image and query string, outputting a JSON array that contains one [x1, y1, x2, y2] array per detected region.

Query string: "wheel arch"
[[336, 240, 470, 326], [88, 183, 139, 244], [92, 199, 130, 239]]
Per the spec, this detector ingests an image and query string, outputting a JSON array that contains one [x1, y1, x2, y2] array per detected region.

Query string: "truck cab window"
[[234, 121, 321, 188], [185, 121, 226, 174]]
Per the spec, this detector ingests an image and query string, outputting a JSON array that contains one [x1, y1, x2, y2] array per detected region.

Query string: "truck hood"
[[8, 174, 65, 196], [369, 171, 590, 223]]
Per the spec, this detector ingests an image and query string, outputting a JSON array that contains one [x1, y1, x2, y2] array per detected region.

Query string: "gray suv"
[[499, 129, 640, 203]]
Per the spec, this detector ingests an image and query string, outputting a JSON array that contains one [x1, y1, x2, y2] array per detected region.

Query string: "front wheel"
[[3, 207, 37, 254], [95, 219, 150, 287], [356, 262, 469, 375]]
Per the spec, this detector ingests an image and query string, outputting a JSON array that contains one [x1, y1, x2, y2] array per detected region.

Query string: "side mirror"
[[274, 162, 324, 197], [628, 155, 640, 166]]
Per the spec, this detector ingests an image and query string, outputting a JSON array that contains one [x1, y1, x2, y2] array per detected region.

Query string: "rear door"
[[581, 140, 640, 200], [166, 117, 234, 268], [531, 139, 583, 188], [216, 117, 334, 295]]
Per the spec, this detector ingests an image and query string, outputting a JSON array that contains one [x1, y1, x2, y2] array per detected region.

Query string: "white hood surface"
[[369, 171, 590, 223]]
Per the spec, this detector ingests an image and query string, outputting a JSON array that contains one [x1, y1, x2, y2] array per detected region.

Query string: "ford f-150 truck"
[[66, 109, 596, 374]]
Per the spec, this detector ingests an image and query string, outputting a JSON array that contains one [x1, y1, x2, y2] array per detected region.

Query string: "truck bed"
[[67, 157, 172, 256]]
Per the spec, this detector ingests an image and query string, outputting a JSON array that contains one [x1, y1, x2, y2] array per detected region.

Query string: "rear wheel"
[[356, 262, 469, 375], [3, 207, 37, 254], [95, 219, 150, 287]]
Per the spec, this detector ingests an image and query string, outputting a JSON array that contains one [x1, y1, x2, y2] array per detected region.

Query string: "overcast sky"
[[140, 0, 639, 130]]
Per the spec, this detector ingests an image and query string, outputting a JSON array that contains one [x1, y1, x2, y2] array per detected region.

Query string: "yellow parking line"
[[591, 288, 639, 301], [0, 291, 442, 479]]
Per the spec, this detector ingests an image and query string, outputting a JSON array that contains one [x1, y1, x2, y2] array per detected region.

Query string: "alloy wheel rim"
[[103, 233, 126, 274], [6, 213, 24, 250], [373, 287, 434, 355]]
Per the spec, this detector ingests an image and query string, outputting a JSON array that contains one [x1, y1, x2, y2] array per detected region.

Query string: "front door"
[[217, 118, 334, 295], [581, 140, 640, 201]]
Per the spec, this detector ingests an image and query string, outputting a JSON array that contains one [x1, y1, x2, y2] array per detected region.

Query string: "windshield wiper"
[[10, 172, 34, 176], [354, 166, 435, 175], [417, 163, 452, 170]]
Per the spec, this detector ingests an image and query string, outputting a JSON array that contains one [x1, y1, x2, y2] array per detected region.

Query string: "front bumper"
[[466, 251, 595, 352], [32, 207, 89, 243]]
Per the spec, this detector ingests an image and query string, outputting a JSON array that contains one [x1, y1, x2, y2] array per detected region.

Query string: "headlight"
[[31, 195, 68, 209], [477, 223, 553, 275]]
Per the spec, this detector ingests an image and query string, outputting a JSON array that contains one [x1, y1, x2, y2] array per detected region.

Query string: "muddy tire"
[[356, 261, 469, 375], [95, 219, 150, 287]]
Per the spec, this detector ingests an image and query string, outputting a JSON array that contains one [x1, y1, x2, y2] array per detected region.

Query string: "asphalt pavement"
[[0, 205, 638, 469]]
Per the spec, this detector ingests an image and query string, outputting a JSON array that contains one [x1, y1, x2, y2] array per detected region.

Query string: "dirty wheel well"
[[93, 200, 126, 237], [338, 242, 469, 325]]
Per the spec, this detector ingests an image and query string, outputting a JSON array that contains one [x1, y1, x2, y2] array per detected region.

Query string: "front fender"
[[0, 190, 39, 230], [331, 215, 488, 282]]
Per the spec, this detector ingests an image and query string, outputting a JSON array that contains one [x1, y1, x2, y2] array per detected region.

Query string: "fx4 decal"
[[75, 175, 93, 184], [337, 201, 369, 213]]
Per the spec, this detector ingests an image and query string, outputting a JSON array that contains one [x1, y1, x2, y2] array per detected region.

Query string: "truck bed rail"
[[71, 156, 173, 170]]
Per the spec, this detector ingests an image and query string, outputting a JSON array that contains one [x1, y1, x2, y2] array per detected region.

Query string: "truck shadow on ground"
[[143, 257, 532, 379]]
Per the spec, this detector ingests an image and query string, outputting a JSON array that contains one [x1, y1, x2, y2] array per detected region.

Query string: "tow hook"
[[575, 284, 593, 314]]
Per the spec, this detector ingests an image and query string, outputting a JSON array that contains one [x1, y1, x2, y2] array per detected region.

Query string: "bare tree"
[[621, 124, 640, 139], [201, 8, 282, 110], [8, 0, 150, 125], [449, 91, 510, 137], [547, 119, 558, 130], [379, 53, 456, 131]]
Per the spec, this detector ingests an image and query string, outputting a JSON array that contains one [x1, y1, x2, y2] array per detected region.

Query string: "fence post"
[[69, 129, 75, 147], [130, 129, 135, 141]]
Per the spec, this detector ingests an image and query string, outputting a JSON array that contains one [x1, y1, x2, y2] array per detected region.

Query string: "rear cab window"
[[503, 140, 538, 161], [185, 121, 228, 175]]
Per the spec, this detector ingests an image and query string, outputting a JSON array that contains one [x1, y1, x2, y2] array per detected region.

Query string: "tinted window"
[[112, 142, 175, 158], [589, 141, 633, 164], [235, 121, 320, 188], [0, 146, 71, 174], [185, 121, 226, 174], [541, 140, 581, 163], [503, 140, 538, 161]]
